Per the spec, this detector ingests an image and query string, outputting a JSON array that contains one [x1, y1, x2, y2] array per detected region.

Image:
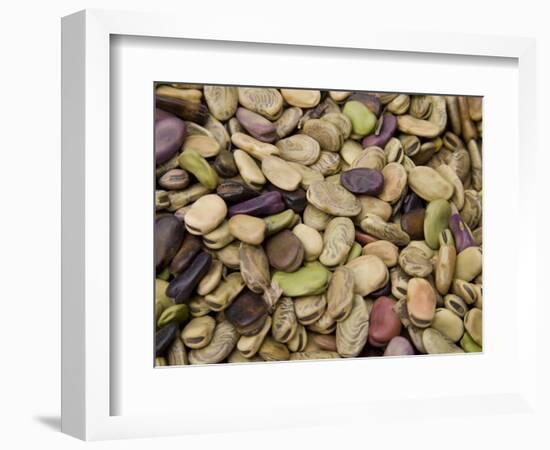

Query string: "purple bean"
[[383, 336, 415, 356], [155, 108, 187, 164], [236, 107, 278, 143], [166, 252, 212, 304], [228, 191, 285, 218], [340, 168, 384, 195], [362, 114, 397, 148], [449, 213, 477, 253]]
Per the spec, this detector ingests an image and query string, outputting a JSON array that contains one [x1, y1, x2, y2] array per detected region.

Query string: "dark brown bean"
[[155, 215, 185, 272], [216, 180, 259, 205], [265, 229, 305, 272], [224, 289, 269, 336], [169, 234, 202, 274], [400, 208, 426, 240]]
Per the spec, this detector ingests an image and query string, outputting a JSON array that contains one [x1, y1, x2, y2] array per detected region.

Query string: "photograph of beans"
[[155, 85, 483, 366]]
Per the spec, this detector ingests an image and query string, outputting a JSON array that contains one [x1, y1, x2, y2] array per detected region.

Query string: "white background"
[[0, 0, 548, 449]]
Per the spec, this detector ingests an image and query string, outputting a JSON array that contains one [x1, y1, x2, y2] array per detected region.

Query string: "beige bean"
[[436, 164, 464, 209], [292, 224, 323, 261], [184, 194, 227, 235], [228, 214, 267, 245], [261, 155, 302, 191], [289, 351, 341, 360], [203, 221, 235, 249], [390, 267, 410, 301], [205, 115, 231, 150], [451, 279, 477, 305], [363, 240, 399, 267], [275, 107, 303, 139], [340, 140, 364, 166], [303, 119, 343, 152], [276, 134, 320, 165], [307, 307, 336, 334], [181, 316, 216, 349], [455, 246, 482, 282], [204, 272, 246, 311], [287, 161, 324, 189], [287, 324, 308, 352], [294, 295, 327, 326], [167, 184, 212, 212], [182, 135, 221, 158], [352, 146, 386, 171], [188, 295, 211, 317], [271, 297, 298, 343], [329, 91, 352, 102], [280, 89, 321, 108], [387, 94, 410, 115], [231, 132, 280, 160], [422, 328, 464, 354], [204, 86, 238, 121], [319, 217, 355, 267], [309, 151, 342, 175], [326, 266, 355, 322], [336, 295, 369, 358], [378, 162, 408, 204], [322, 113, 353, 140], [431, 308, 464, 343], [354, 196, 392, 223], [188, 321, 239, 364], [398, 241, 434, 277], [233, 149, 266, 189], [408, 166, 453, 201], [360, 214, 410, 246], [303, 204, 332, 231], [345, 255, 389, 296], [464, 307, 482, 346], [197, 260, 224, 296], [237, 316, 272, 358], [407, 278, 436, 328], [156, 85, 202, 103], [237, 87, 283, 120], [259, 337, 290, 361], [166, 336, 188, 366]]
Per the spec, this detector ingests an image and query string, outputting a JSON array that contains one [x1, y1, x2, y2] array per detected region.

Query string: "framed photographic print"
[[62, 8, 540, 442]]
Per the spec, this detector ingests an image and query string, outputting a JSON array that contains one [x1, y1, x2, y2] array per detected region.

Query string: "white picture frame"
[[61, 8, 540, 441]]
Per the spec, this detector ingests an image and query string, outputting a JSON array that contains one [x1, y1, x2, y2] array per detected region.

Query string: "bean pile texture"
[[154, 85, 483, 366]]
